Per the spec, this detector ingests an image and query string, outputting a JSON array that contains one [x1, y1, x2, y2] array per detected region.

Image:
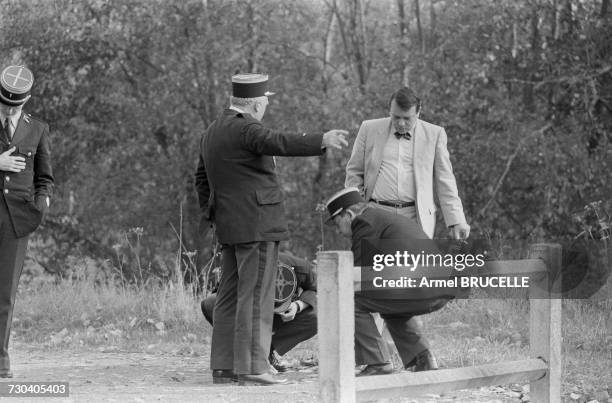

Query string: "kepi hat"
[[231, 73, 275, 98], [324, 187, 364, 225], [0, 65, 34, 106]]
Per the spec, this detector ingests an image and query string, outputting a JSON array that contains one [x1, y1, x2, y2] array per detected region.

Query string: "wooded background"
[[1, 0, 610, 282]]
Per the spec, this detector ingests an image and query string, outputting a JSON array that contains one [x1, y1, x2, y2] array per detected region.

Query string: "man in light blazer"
[[345, 87, 470, 240], [345, 87, 469, 372]]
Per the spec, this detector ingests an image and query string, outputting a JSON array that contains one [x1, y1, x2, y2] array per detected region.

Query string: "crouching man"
[[324, 188, 457, 376], [202, 251, 317, 383]]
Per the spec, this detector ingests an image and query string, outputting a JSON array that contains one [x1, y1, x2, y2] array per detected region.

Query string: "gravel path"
[[3, 342, 527, 403]]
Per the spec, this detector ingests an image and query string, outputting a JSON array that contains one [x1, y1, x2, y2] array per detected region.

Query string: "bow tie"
[[394, 131, 411, 140]]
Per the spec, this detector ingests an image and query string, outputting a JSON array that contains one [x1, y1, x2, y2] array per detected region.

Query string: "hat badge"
[[4, 66, 32, 87]]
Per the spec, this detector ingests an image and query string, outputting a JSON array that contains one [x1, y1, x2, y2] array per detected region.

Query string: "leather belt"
[[370, 199, 415, 208]]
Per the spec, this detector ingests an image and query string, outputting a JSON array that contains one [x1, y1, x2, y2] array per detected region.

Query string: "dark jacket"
[[0, 113, 53, 238], [280, 252, 317, 310], [351, 207, 460, 301], [195, 109, 324, 244]]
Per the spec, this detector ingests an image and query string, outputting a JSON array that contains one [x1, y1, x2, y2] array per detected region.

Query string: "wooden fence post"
[[528, 243, 562, 403], [317, 251, 356, 403]]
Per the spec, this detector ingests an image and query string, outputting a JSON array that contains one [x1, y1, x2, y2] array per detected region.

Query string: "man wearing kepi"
[[325, 188, 453, 376], [0, 65, 53, 378], [195, 73, 347, 385]]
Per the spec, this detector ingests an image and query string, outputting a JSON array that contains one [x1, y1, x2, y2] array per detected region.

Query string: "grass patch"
[[13, 269, 210, 351]]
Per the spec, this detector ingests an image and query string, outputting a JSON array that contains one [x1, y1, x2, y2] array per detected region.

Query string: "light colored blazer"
[[345, 117, 466, 238]]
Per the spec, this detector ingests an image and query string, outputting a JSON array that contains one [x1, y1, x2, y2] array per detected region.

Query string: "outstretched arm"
[[240, 121, 347, 156]]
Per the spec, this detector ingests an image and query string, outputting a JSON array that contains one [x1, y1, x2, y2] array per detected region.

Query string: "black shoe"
[[268, 349, 289, 372], [237, 373, 288, 385], [212, 369, 237, 384], [356, 363, 394, 376], [405, 350, 439, 372], [0, 370, 13, 378]]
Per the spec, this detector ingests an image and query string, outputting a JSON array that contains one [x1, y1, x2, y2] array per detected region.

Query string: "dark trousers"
[[354, 295, 446, 366], [210, 241, 279, 374], [203, 295, 317, 356], [0, 196, 28, 371], [271, 308, 317, 355]]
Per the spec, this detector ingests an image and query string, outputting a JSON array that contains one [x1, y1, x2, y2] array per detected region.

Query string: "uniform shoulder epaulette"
[[23, 113, 46, 124]]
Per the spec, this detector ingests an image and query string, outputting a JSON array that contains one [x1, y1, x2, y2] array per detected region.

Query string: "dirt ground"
[[2, 341, 529, 403]]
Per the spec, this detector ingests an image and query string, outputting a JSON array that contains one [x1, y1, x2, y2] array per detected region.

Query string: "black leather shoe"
[[212, 369, 237, 384], [268, 349, 289, 372], [0, 370, 13, 378], [237, 373, 288, 385], [405, 350, 439, 372], [356, 363, 394, 376]]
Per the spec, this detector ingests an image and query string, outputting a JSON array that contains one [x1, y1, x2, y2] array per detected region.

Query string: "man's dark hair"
[[389, 87, 421, 112]]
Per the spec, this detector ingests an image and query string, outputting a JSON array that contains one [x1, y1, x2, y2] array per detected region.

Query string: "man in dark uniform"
[[194, 73, 347, 385], [201, 252, 317, 376], [0, 65, 53, 378], [324, 188, 453, 376]]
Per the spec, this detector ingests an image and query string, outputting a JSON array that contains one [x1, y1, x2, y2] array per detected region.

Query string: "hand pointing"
[[322, 129, 349, 150]]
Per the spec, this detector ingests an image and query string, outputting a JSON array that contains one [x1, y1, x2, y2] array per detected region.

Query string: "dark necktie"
[[394, 131, 411, 140], [1, 118, 10, 144]]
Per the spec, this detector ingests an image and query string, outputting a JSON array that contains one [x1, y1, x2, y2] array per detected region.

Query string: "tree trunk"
[[329, 0, 369, 94], [560, 0, 573, 37], [524, 4, 541, 109], [329, 0, 353, 86], [351, 0, 369, 93], [429, 0, 437, 49], [551, 0, 559, 40], [322, 10, 338, 93], [415, 0, 425, 53], [246, 0, 257, 72], [201, 0, 216, 125], [601, 0, 610, 18], [397, 0, 410, 86], [512, 19, 518, 59]]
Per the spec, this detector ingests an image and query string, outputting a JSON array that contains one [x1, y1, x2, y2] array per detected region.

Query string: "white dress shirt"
[[371, 125, 416, 202]]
